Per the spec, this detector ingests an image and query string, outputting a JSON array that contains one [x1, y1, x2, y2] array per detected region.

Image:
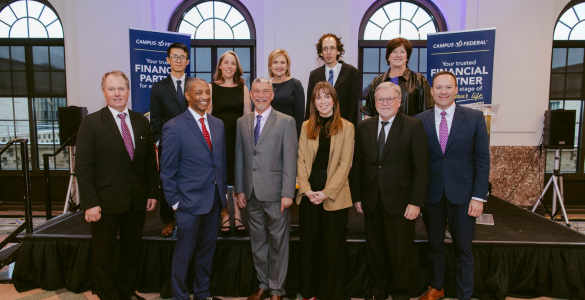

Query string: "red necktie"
[[200, 118, 212, 152]]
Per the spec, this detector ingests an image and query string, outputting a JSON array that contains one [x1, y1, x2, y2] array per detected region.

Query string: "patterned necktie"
[[378, 121, 389, 163], [199, 118, 212, 152], [176, 80, 183, 107], [439, 111, 448, 154], [328, 69, 334, 85], [118, 113, 134, 161], [254, 115, 262, 145]]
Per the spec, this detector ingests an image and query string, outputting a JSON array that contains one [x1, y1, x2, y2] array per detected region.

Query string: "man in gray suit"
[[235, 77, 298, 300]]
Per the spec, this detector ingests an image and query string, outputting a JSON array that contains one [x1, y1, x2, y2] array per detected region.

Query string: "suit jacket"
[[351, 113, 429, 216], [414, 105, 490, 205], [159, 110, 228, 215], [150, 75, 190, 144], [76, 107, 159, 214], [305, 62, 359, 126], [234, 108, 298, 202], [296, 118, 354, 211]]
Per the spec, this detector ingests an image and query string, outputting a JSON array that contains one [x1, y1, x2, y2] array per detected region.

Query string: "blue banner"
[[427, 28, 496, 104], [129, 28, 191, 114]]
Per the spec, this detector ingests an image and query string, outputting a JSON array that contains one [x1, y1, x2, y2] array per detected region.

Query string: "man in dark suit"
[[150, 42, 190, 236], [352, 82, 429, 300], [304, 33, 359, 126], [160, 78, 227, 300], [76, 70, 158, 300], [416, 71, 489, 300]]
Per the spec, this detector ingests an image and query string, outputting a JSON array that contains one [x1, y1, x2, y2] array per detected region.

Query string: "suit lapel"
[[185, 111, 212, 153], [255, 109, 276, 148], [129, 111, 143, 162], [368, 116, 379, 155], [381, 113, 403, 161], [316, 65, 326, 83], [334, 64, 349, 90], [445, 104, 465, 154], [102, 108, 128, 158], [165, 76, 183, 109], [424, 109, 442, 154]]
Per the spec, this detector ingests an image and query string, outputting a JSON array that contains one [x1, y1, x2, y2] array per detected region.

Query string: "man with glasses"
[[304, 33, 359, 126], [352, 82, 429, 300], [150, 42, 191, 237]]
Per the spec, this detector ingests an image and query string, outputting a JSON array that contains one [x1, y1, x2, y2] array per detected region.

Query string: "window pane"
[[384, 3, 401, 21], [565, 100, 581, 122], [380, 48, 387, 72], [11, 46, 26, 70], [10, 1, 27, 19], [214, 1, 231, 20], [0, 46, 9, 70], [234, 48, 250, 72], [51, 72, 66, 95], [560, 8, 579, 28], [34, 72, 51, 94], [39, 5, 58, 25], [196, 73, 212, 84], [242, 72, 251, 90], [560, 149, 578, 172], [570, 22, 585, 40], [225, 7, 244, 27], [46, 21, 63, 38], [401, 2, 419, 20], [195, 47, 211, 72], [363, 74, 378, 96], [554, 23, 571, 40], [182, 7, 204, 27], [0, 72, 11, 95], [381, 21, 400, 40], [549, 100, 563, 110], [14, 97, 28, 120], [33, 46, 50, 70], [412, 9, 432, 27], [567, 48, 584, 72], [195, 19, 214, 39], [196, 2, 213, 20], [575, 3, 585, 20], [232, 22, 250, 39], [12, 71, 27, 95], [0, 120, 14, 143], [419, 48, 427, 73], [28, 18, 48, 38], [410, 48, 419, 72], [27, 1, 44, 19], [550, 74, 565, 98], [363, 48, 379, 73], [565, 74, 582, 97], [10, 19, 28, 38], [217, 47, 233, 58], [400, 21, 420, 40], [50, 47, 65, 70], [419, 22, 436, 40], [0, 5, 17, 25], [190, 48, 195, 73], [0, 98, 13, 119], [214, 20, 233, 39], [364, 22, 383, 40], [545, 149, 556, 172], [552, 48, 567, 72], [369, 8, 389, 27], [178, 20, 196, 39]]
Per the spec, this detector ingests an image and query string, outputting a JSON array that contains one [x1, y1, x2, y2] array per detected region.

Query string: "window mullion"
[[24, 45, 38, 171]]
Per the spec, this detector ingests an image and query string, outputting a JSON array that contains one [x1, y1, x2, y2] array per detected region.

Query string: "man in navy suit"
[[160, 77, 228, 300], [415, 71, 489, 300]]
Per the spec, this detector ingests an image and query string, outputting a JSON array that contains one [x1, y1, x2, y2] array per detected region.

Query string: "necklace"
[[271, 79, 284, 93]]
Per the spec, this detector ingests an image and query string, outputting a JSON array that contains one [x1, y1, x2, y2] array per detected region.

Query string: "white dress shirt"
[[377, 115, 395, 142], [173, 107, 212, 210], [108, 106, 135, 146], [171, 73, 186, 94], [434, 103, 485, 202], [254, 106, 272, 135], [325, 62, 342, 87]]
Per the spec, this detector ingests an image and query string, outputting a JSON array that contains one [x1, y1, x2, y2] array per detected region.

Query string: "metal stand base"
[[63, 146, 79, 213], [532, 149, 570, 227]]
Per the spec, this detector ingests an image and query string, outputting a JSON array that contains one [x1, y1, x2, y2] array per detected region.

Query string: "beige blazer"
[[296, 118, 355, 211]]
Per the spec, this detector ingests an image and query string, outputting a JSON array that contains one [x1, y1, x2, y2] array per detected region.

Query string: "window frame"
[[0, 0, 67, 173]]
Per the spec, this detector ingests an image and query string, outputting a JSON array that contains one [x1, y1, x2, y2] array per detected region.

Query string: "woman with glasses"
[[208, 50, 252, 233], [297, 82, 354, 300], [362, 38, 433, 118]]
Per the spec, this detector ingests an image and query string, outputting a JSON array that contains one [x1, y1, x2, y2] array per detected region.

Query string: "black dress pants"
[[91, 205, 146, 300], [364, 195, 415, 300], [299, 169, 349, 300], [158, 145, 175, 224]]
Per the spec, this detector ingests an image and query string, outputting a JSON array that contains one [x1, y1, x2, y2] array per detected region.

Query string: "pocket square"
[[140, 136, 147, 139]]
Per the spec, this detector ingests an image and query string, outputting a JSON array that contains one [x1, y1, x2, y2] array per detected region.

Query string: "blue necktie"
[[176, 80, 183, 107], [254, 115, 262, 145], [328, 69, 334, 85]]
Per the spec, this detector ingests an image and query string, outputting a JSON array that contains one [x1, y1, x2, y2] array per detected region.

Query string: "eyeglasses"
[[375, 97, 399, 104], [170, 55, 188, 62]]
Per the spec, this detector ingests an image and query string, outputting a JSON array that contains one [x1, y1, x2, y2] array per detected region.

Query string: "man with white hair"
[[352, 81, 429, 300], [234, 77, 298, 300]]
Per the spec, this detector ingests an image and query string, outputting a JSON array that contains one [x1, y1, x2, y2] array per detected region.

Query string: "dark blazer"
[[150, 75, 190, 144], [160, 110, 228, 215], [414, 105, 490, 204], [351, 113, 429, 216], [305, 62, 359, 126], [76, 107, 159, 214]]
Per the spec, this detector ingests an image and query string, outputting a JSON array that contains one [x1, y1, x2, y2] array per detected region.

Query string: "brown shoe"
[[269, 296, 282, 300], [246, 288, 269, 300], [419, 286, 445, 300], [161, 222, 174, 237]]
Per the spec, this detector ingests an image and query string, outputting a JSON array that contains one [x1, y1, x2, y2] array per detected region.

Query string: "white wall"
[[48, 0, 572, 146]]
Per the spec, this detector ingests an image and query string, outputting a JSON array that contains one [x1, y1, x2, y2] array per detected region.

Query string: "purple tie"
[[439, 111, 448, 154], [118, 113, 134, 161]]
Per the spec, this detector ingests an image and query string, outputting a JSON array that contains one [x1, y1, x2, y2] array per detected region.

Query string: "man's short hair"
[[184, 77, 207, 93], [375, 81, 402, 99], [432, 71, 458, 86], [167, 42, 189, 58], [252, 77, 271, 86], [316, 33, 345, 61], [101, 70, 129, 89]]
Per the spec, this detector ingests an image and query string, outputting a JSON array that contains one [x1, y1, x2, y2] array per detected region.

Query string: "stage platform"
[[10, 196, 585, 299]]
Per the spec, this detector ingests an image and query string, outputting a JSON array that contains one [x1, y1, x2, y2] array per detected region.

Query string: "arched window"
[[0, 0, 67, 171], [548, 1, 585, 174], [357, 0, 447, 117], [169, 0, 256, 90]]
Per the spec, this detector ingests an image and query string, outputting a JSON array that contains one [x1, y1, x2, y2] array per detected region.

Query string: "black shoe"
[[200, 297, 222, 300], [127, 293, 146, 300], [365, 295, 386, 300]]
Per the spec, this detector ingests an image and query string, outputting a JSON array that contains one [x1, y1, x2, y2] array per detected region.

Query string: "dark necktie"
[[176, 80, 183, 107], [118, 113, 134, 161], [328, 69, 334, 85], [254, 115, 262, 145], [378, 121, 389, 163]]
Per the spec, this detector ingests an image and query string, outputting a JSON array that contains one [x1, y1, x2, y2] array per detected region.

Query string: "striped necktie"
[[328, 69, 334, 85], [254, 115, 262, 145], [118, 113, 134, 161]]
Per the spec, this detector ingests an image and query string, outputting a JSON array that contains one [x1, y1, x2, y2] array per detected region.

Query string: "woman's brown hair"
[[213, 50, 245, 87], [385, 37, 413, 66], [306, 82, 344, 140]]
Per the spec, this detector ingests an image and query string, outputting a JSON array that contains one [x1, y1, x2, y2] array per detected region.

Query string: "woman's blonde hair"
[[267, 49, 291, 78]]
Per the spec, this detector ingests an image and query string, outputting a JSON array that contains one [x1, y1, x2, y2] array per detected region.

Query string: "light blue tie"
[[254, 115, 262, 145], [328, 69, 334, 86]]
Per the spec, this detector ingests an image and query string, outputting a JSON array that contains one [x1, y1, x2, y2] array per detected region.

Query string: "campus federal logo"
[[135, 39, 173, 48], [433, 39, 489, 49]]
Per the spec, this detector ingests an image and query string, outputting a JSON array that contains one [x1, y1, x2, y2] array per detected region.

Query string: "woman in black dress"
[[208, 50, 251, 232], [268, 49, 305, 138]]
